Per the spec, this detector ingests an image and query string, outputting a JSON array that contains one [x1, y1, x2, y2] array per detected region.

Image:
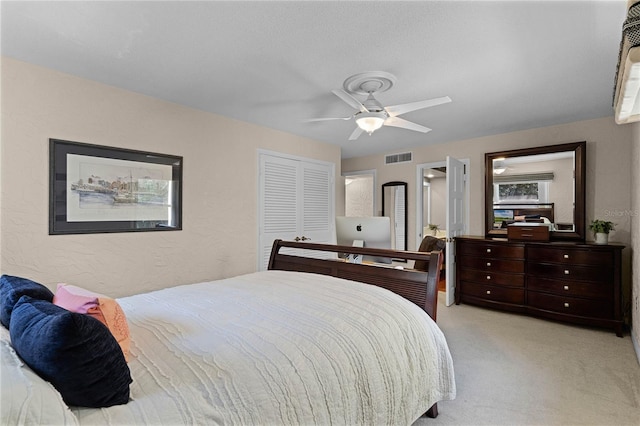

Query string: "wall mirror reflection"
[[382, 181, 408, 253], [485, 141, 586, 241]]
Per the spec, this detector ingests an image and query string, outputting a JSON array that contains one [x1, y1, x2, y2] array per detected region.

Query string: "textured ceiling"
[[1, 1, 628, 158]]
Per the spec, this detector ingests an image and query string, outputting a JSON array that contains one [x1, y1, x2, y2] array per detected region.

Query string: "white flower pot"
[[595, 232, 609, 245]]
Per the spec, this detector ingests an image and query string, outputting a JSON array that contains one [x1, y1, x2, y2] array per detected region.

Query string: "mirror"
[[382, 181, 408, 252], [485, 141, 586, 241]]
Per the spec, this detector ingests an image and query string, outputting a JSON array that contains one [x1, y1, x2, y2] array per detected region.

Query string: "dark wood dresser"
[[455, 236, 624, 336]]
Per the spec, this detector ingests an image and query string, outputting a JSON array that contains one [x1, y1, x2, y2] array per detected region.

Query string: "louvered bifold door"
[[259, 153, 336, 270], [259, 155, 299, 270], [300, 161, 335, 260]]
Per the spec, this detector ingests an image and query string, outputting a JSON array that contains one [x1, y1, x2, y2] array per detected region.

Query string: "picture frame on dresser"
[[49, 139, 183, 235]]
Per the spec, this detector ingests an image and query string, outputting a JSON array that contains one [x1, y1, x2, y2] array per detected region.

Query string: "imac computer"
[[335, 216, 392, 264]]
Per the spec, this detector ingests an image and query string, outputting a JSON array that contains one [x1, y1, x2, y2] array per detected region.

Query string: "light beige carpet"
[[414, 293, 640, 426]]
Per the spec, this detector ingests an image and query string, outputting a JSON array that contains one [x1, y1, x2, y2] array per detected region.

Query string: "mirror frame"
[[485, 141, 586, 241], [382, 181, 408, 252]]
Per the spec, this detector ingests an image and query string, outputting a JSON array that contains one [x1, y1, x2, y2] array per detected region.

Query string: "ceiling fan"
[[308, 72, 451, 141]]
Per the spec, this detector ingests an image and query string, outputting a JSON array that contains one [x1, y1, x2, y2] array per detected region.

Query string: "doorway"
[[343, 170, 376, 217], [416, 158, 470, 306]]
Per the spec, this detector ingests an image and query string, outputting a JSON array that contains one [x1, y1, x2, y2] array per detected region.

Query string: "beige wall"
[[343, 116, 635, 329], [427, 176, 447, 231], [343, 117, 632, 248], [0, 57, 342, 298]]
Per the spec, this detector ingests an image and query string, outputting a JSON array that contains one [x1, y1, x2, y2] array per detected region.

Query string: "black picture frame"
[[49, 139, 183, 235]]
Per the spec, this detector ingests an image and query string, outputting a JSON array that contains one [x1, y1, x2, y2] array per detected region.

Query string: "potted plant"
[[589, 219, 615, 244], [428, 223, 440, 236]]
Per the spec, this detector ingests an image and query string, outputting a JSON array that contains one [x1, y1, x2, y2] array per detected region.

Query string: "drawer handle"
[[563, 254, 569, 259], [486, 262, 492, 267], [564, 270, 570, 275], [564, 302, 570, 308], [563, 285, 569, 291], [486, 248, 492, 253], [486, 275, 491, 280], [486, 290, 491, 295], [521, 233, 534, 237]]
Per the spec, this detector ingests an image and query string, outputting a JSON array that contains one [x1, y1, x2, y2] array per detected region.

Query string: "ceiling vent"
[[385, 152, 413, 165]]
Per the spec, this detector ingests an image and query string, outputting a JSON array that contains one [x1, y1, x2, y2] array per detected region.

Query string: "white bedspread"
[[69, 270, 455, 425]]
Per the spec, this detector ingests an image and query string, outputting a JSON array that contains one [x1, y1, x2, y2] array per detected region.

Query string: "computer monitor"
[[335, 216, 392, 264], [493, 209, 514, 222]]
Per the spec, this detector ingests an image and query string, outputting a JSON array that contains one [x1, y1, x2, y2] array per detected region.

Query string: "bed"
[[1, 240, 455, 425]]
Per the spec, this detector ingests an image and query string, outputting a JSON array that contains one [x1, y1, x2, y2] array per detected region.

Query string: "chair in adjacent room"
[[414, 236, 446, 291]]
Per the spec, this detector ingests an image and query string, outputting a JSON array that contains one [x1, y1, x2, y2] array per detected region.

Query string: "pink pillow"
[[53, 284, 130, 362]]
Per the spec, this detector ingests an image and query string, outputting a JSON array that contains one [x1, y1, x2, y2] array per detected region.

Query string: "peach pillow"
[[53, 284, 130, 362]]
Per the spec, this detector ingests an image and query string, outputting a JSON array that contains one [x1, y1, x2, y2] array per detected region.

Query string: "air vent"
[[385, 152, 412, 165]]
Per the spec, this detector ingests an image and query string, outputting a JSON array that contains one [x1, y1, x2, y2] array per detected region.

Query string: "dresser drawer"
[[455, 237, 624, 336], [527, 246, 613, 266], [460, 282, 524, 304], [528, 276, 611, 299], [459, 268, 524, 287], [457, 256, 524, 273], [457, 242, 524, 259], [528, 292, 613, 319], [507, 225, 549, 241], [527, 262, 612, 283]]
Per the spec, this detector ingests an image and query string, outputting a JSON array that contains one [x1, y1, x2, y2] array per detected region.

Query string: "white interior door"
[[445, 156, 466, 306], [259, 155, 299, 269], [258, 152, 335, 270], [299, 160, 335, 258]]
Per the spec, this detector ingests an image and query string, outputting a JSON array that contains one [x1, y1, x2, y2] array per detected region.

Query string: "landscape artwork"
[[66, 154, 173, 223]]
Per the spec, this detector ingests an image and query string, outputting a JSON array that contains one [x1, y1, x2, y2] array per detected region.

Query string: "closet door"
[[258, 152, 335, 271], [299, 160, 334, 248]]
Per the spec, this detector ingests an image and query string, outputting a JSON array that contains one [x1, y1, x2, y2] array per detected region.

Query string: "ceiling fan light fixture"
[[355, 111, 386, 134]]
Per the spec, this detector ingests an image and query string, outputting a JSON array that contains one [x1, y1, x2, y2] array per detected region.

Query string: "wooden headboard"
[[494, 203, 555, 223], [267, 240, 443, 321]]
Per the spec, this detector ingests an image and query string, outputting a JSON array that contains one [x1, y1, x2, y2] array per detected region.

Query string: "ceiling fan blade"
[[332, 89, 369, 113], [348, 126, 365, 141], [305, 116, 352, 122], [385, 96, 451, 117], [384, 116, 432, 133]]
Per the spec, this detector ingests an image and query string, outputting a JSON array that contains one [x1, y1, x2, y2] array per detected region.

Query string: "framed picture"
[[49, 139, 182, 235]]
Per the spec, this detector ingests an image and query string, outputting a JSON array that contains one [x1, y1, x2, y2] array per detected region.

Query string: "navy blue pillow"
[[0, 274, 54, 328], [9, 296, 132, 408]]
